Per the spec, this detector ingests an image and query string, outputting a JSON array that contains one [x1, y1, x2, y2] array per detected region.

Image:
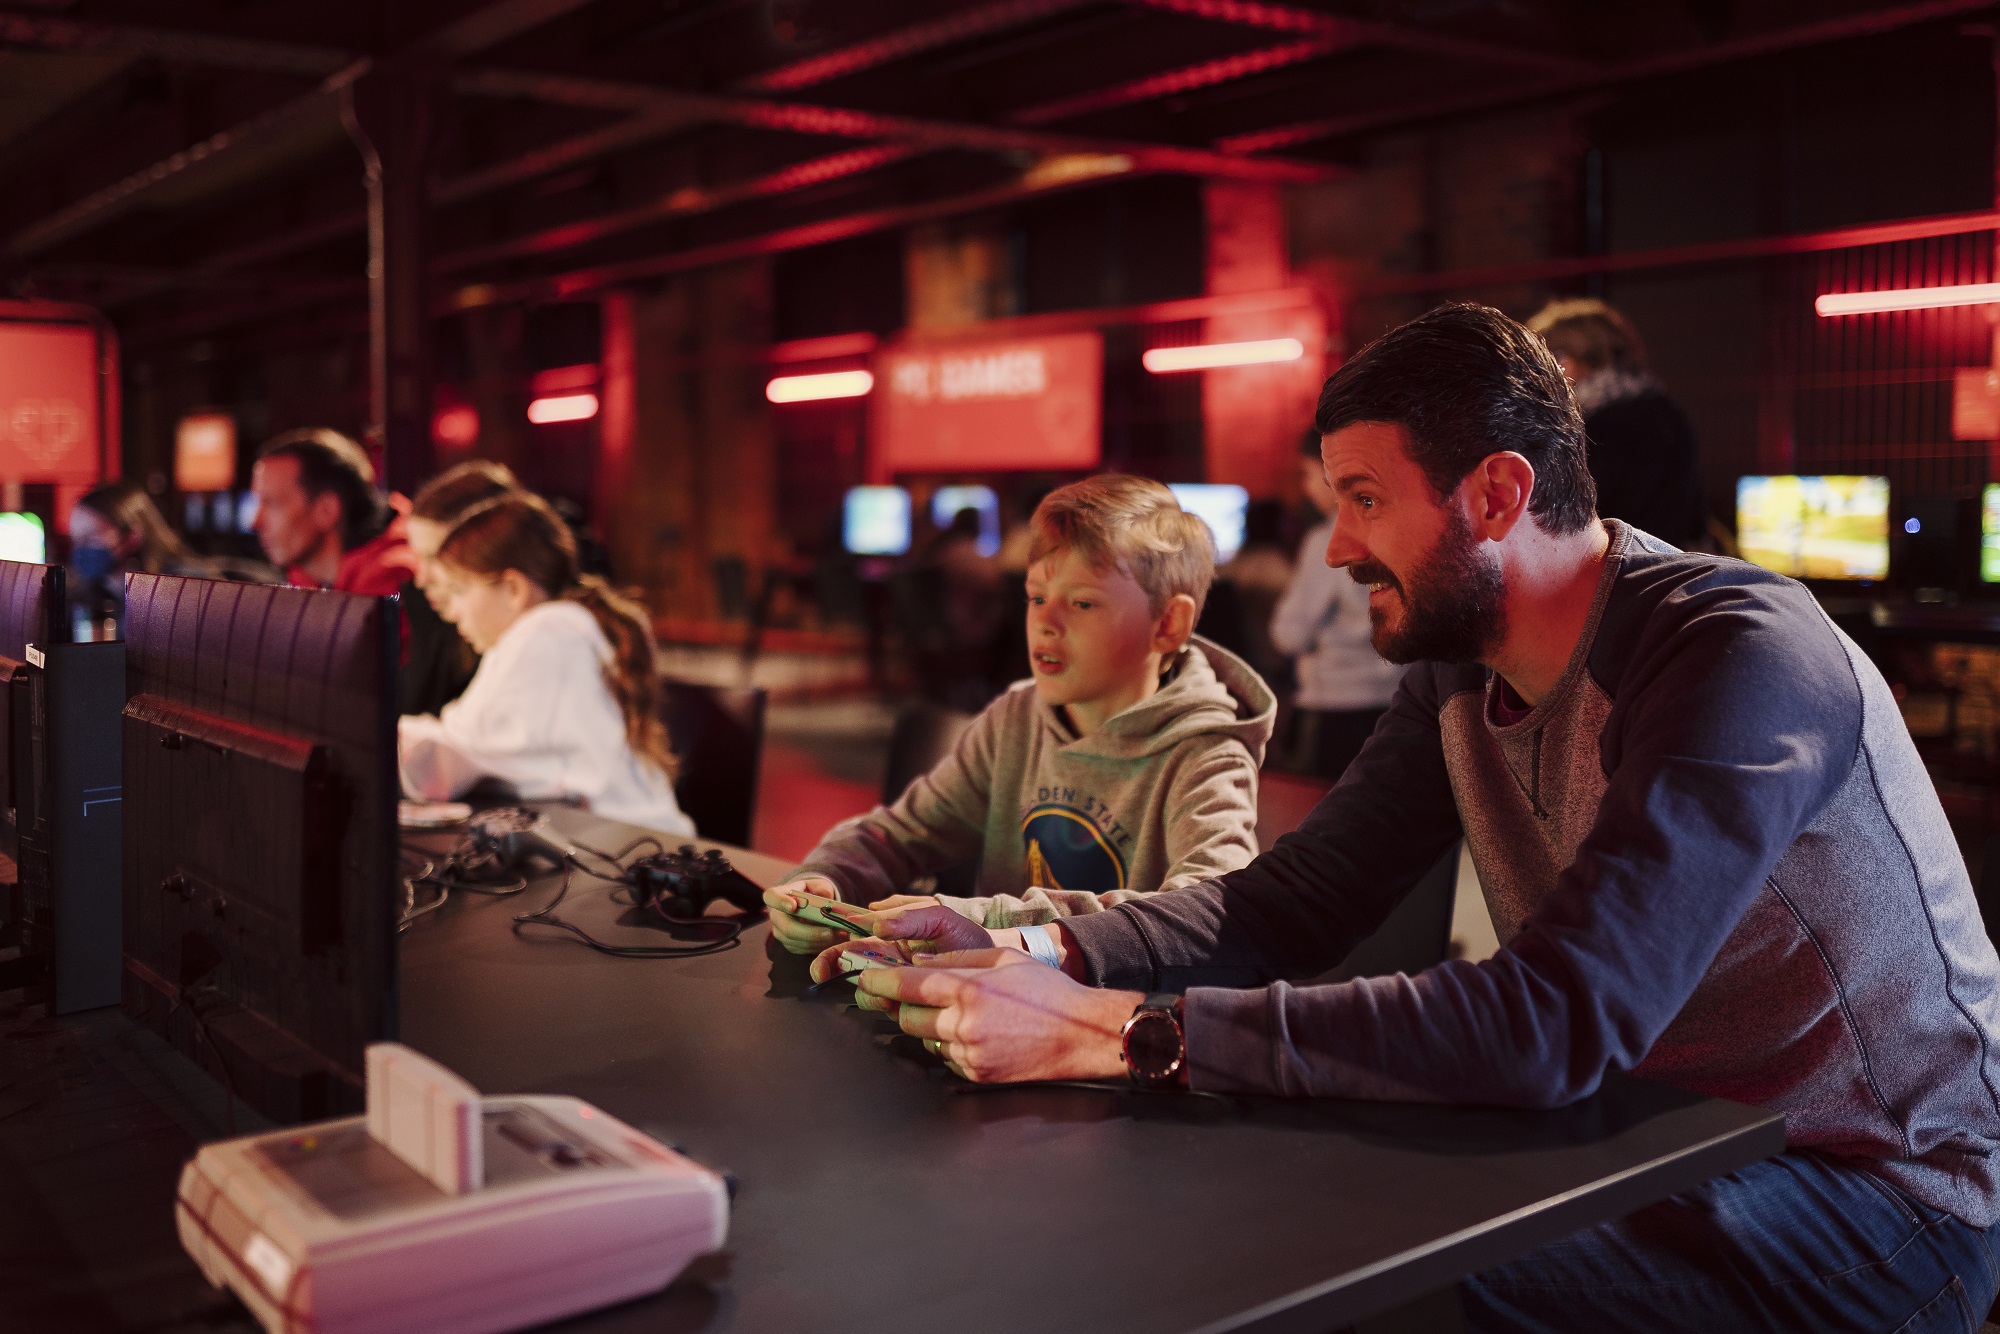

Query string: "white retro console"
[[175, 1045, 728, 1334]]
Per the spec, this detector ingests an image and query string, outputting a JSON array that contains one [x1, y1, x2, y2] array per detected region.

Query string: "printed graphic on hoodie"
[[1021, 801, 1128, 893]]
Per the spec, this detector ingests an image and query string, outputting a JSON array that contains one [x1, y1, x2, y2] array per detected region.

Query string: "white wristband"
[[1019, 923, 1061, 969]]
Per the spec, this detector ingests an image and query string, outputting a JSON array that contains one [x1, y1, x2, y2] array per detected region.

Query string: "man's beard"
[[1348, 508, 1506, 665]]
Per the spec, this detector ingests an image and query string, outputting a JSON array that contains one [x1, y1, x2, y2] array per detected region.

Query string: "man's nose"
[[1324, 516, 1366, 570]]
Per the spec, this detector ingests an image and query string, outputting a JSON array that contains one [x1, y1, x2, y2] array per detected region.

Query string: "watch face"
[[1125, 1011, 1183, 1082]]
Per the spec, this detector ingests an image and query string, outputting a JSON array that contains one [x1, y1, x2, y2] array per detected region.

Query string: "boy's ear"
[[1152, 592, 1199, 655]]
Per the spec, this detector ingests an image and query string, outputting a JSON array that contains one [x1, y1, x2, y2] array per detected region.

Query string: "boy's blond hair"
[[1027, 474, 1216, 617]]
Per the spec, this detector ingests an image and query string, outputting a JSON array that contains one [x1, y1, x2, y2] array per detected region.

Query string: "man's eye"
[[1073, 600, 1093, 610], [1355, 495, 1376, 510]]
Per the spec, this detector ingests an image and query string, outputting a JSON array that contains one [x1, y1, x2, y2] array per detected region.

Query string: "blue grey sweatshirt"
[[1063, 522, 2000, 1225]]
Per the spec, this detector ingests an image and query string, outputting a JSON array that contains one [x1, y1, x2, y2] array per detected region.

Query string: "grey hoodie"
[[792, 636, 1277, 928]]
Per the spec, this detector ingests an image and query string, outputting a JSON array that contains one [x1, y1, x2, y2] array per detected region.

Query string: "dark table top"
[[386, 805, 1786, 1334]]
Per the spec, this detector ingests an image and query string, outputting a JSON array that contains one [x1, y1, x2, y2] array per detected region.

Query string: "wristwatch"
[[1120, 993, 1186, 1088]]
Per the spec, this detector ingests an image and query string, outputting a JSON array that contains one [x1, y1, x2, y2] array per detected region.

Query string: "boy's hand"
[[808, 902, 995, 1012], [763, 878, 856, 955], [857, 950, 1138, 1083]]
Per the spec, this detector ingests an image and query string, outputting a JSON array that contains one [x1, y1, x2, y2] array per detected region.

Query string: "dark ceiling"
[[0, 0, 1987, 347]]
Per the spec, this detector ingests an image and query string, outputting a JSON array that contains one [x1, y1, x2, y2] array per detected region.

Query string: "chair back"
[[883, 701, 975, 804], [661, 677, 768, 848], [1315, 843, 1459, 983], [882, 701, 977, 897]]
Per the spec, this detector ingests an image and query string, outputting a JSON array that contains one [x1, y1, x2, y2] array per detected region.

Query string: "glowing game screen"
[[1168, 483, 1250, 563], [929, 484, 1000, 557], [843, 486, 911, 556], [0, 513, 45, 565], [1735, 475, 1889, 581], [1980, 485, 2000, 583]]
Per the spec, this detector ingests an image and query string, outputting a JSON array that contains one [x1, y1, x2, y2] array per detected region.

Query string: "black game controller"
[[466, 807, 577, 870], [628, 846, 764, 922]]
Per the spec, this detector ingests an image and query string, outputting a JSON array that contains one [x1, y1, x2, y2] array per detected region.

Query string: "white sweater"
[[1268, 520, 1404, 711], [398, 599, 695, 837]]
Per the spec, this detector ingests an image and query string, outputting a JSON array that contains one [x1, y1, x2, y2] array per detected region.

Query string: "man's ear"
[[1467, 452, 1536, 540], [308, 490, 345, 542], [1152, 592, 1199, 655]]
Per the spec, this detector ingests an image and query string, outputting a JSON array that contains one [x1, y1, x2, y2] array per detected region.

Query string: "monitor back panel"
[[0, 560, 60, 865], [122, 574, 397, 1120]]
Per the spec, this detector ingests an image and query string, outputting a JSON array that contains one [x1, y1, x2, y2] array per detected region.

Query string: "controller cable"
[[510, 850, 748, 959]]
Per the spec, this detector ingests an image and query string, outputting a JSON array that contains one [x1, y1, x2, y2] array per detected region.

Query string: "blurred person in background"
[[1217, 497, 1296, 700], [67, 481, 227, 640], [404, 459, 521, 717], [1272, 429, 1402, 781], [251, 428, 416, 597], [1528, 298, 1706, 549]]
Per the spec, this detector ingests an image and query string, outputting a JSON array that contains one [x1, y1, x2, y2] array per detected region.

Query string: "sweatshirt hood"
[[1036, 634, 1276, 766]]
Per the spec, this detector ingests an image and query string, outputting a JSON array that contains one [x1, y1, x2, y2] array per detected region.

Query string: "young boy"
[[765, 474, 1276, 953]]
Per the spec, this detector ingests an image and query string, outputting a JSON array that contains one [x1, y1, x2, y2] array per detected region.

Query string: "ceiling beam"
[[739, 0, 1096, 91], [0, 0, 605, 259], [452, 156, 1160, 307], [452, 66, 1334, 181], [1121, 0, 1593, 75], [0, 9, 350, 77], [1008, 34, 1346, 125], [437, 142, 924, 272], [1219, 0, 1995, 154]]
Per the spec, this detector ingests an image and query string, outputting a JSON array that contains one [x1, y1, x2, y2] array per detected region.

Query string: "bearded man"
[[826, 303, 2000, 1330]]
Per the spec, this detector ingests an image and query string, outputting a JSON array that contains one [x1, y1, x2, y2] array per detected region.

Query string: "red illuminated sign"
[[0, 318, 105, 484], [871, 332, 1102, 474]]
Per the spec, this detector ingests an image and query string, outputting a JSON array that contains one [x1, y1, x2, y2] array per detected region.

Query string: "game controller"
[[628, 846, 764, 921], [466, 807, 579, 870]]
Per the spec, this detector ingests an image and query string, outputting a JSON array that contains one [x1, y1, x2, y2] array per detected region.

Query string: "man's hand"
[[856, 950, 1140, 1083], [867, 893, 940, 912], [763, 878, 860, 955], [807, 902, 994, 1005]]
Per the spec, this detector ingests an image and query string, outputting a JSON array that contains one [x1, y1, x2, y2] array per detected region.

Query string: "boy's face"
[[1025, 546, 1167, 712]]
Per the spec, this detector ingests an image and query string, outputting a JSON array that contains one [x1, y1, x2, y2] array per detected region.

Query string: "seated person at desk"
[[251, 428, 416, 597], [766, 473, 1274, 948], [399, 493, 694, 838], [402, 460, 521, 717], [826, 305, 2000, 1331]]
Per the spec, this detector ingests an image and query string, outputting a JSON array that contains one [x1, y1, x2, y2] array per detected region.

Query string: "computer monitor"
[[929, 485, 1000, 557], [1735, 475, 1890, 582], [1168, 483, 1251, 563], [0, 513, 46, 564], [843, 486, 911, 556], [122, 574, 399, 1124], [1979, 486, 2000, 585]]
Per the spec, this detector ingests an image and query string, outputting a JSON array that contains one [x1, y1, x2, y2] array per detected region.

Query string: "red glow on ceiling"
[[529, 363, 600, 395], [527, 393, 599, 424]]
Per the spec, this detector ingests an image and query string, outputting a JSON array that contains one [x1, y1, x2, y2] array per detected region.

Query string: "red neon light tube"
[[1815, 283, 2000, 316], [766, 370, 873, 403], [1142, 338, 1304, 373]]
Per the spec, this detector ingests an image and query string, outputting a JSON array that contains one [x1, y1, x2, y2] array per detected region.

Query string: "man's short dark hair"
[[258, 428, 385, 550], [1314, 303, 1596, 535]]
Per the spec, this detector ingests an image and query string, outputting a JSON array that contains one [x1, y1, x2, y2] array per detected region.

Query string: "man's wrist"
[[1049, 920, 1088, 981], [1068, 988, 1144, 1081]]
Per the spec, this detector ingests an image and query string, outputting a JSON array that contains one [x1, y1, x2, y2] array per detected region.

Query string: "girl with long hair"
[[397, 492, 693, 836]]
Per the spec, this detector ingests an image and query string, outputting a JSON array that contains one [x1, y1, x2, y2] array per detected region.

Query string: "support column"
[[1201, 181, 1323, 497], [341, 63, 447, 495], [596, 291, 638, 568]]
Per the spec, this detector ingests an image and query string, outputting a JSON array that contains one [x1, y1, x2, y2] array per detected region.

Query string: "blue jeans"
[[1461, 1151, 2000, 1332]]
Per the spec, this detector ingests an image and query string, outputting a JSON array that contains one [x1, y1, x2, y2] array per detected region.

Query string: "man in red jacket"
[[250, 428, 416, 597]]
